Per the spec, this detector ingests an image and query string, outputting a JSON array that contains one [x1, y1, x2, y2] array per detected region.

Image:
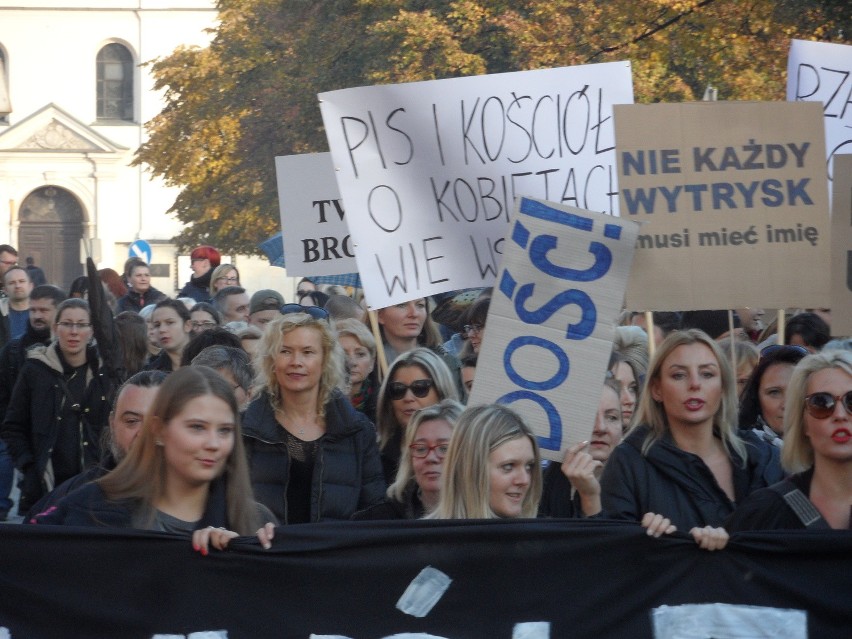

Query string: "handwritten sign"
[[831, 154, 852, 336], [274, 153, 356, 276], [319, 63, 634, 308], [616, 101, 831, 311], [468, 197, 638, 461], [788, 39, 852, 178]]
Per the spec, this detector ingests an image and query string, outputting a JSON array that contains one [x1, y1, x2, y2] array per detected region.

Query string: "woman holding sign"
[[599, 329, 782, 549], [727, 350, 852, 530]]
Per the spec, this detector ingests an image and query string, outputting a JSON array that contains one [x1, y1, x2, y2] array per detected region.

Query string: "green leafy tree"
[[136, 0, 849, 253]]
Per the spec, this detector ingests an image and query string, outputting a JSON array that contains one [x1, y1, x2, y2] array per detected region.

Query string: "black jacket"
[[599, 424, 783, 530], [1, 343, 114, 507], [0, 322, 52, 421], [24, 454, 118, 523], [178, 271, 212, 303], [242, 389, 386, 524], [351, 479, 425, 521], [115, 287, 167, 314], [30, 478, 231, 530]]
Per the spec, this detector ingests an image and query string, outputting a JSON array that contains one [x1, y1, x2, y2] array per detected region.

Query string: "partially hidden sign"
[[831, 154, 852, 336], [617, 101, 830, 311], [319, 63, 634, 308], [468, 197, 638, 461], [274, 153, 356, 277]]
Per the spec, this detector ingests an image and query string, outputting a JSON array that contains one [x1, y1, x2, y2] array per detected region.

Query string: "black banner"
[[0, 519, 850, 638]]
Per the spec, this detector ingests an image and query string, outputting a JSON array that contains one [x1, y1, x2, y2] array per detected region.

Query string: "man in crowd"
[[24, 257, 47, 287], [0, 266, 33, 350], [0, 284, 65, 520], [248, 289, 284, 330], [212, 285, 250, 323], [0, 244, 18, 296]]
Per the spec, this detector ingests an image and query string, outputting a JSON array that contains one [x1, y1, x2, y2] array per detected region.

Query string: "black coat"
[[242, 389, 386, 524], [178, 271, 212, 303], [351, 479, 425, 521], [30, 479, 231, 530], [599, 424, 783, 530], [0, 323, 52, 421], [1, 343, 113, 508], [115, 287, 167, 314]]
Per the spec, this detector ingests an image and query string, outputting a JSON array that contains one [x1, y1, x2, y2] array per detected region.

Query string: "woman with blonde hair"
[[241, 313, 385, 523], [336, 318, 378, 421], [728, 350, 852, 530], [354, 399, 464, 520], [600, 329, 782, 549], [32, 366, 275, 553], [209, 264, 240, 294], [431, 403, 542, 519], [375, 347, 460, 483]]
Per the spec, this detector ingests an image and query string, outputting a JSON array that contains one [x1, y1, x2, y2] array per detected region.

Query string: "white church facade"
[[0, 0, 288, 296]]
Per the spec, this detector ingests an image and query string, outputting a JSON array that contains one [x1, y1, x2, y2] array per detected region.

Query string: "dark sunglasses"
[[279, 303, 329, 321], [804, 391, 852, 419], [388, 379, 434, 401], [760, 344, 809, 359]]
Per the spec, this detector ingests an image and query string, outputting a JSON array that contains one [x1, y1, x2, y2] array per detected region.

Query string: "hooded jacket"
[[599, 424, 783, 530], [242, 389, 386, 524], [1, 342, 113, 506]]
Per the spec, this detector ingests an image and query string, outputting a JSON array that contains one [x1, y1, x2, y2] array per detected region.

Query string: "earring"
[[155, 439, 164, 447]]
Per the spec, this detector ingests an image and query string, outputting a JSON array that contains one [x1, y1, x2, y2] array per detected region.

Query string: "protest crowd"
[[0, 239, 848, 553]]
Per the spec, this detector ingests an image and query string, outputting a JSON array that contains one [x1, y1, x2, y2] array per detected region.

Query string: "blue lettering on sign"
[[497, 390, 563, 451], [503, 336, 569, 391], [496, 197, 627, 454]]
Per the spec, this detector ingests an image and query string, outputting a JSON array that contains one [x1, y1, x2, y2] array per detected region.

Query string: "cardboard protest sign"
[[274, 152, 356, 276], [616, 101, 830, 311], [831, 154, 852, 336], [467, 197, 638, 461], [319, 63, 634, 308], [787, 40, 852, 176]]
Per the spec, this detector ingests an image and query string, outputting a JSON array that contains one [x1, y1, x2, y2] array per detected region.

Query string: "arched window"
[[0, 47, 9, 123], [96, 43, 133, 121]]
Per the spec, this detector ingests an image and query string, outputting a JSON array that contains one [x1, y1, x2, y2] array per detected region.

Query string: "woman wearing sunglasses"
[[2, 299, 114, 513], [737, 345, 808, 447], [354, 399, 464, 520], [728, 350, 852, 530], [375, 348, 460, 484], [241, 312, 385, 523]]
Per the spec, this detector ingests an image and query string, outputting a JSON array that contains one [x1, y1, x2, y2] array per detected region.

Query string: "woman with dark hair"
[[241, 313, 385, 523], [116, 259, 166, 313], [375, 348, 460, 484], [458, 296, 490, 358], [430, 403, 542, 519], [738, 345, 808, 447], [144, 299, 192, 372], [2, 299, 115, 512], [299, 290, 329, 308], [600, 329, 782, 549], [728, 350, 852, 530], [785, 312, 831, 353], [114, 311, 149, 377], [31, 366, 276, 552], [189, 302, 222, 338], [180, 327, 242, 367], [178, 245, 221, 302]]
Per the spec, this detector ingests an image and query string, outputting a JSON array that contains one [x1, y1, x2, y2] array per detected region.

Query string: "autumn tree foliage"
[[136, 0, 849, 253]]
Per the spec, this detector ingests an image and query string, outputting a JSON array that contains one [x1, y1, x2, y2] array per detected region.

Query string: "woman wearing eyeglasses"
[[116, 258, 167, 313], [737, 345, 808, 448], [189, 302, 222, 338], [241, 312, 385, 523], [728, 350, 852, 531], [354, 399, 464, 520], [375, 348, 460, 484], [210, 264, 240, 294], [178, 245, 221, 302], [1, 299, 114, 512]]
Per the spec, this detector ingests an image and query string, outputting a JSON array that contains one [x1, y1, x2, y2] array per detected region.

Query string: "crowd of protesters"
[[0, 241, 849, 551]]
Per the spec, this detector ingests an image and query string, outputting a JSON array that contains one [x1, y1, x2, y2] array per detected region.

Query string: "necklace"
[[275, 406, 316, 437]]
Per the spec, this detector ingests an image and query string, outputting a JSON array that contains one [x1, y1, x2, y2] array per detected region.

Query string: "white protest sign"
[[467, 197, 638, 461], [319, 63, 634, 308], [274, 153, 356, 276], [788, 39, 852, 176]]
